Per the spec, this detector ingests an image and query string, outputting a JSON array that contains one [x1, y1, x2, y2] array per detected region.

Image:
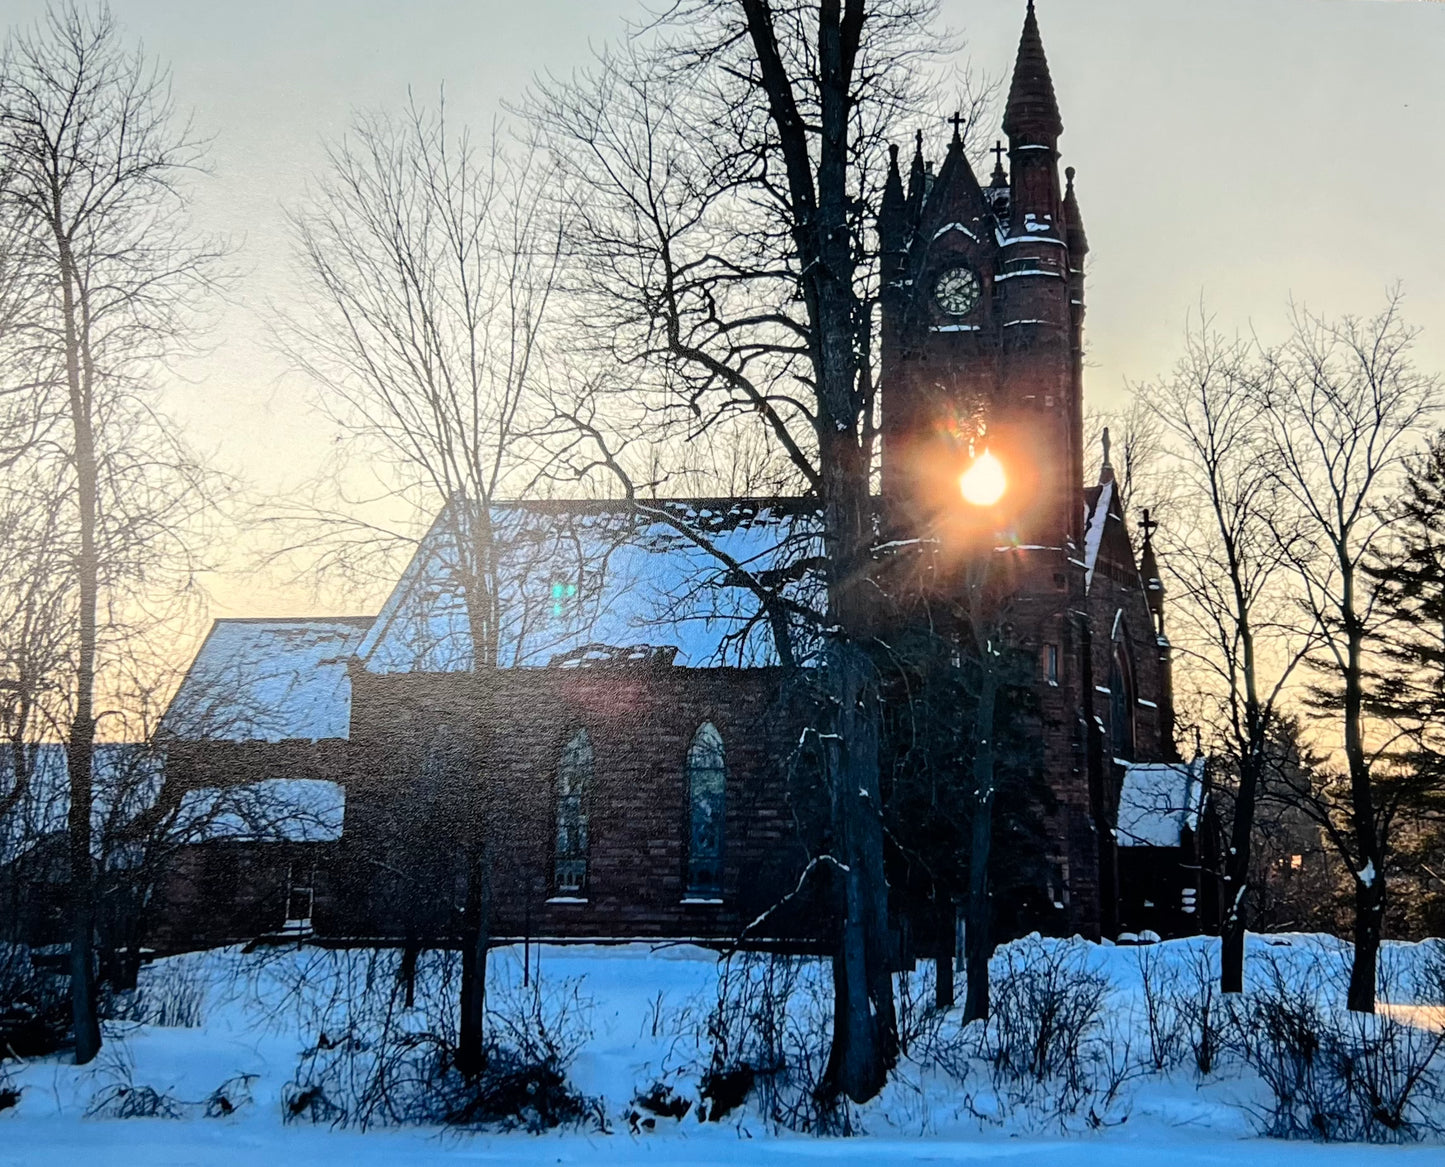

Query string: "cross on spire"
[[948, 110, 967, 141], [1141, 508, 1159, 542], [992, 140, 1006, 169]]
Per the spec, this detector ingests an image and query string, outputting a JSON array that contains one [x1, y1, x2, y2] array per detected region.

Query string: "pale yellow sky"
[[3, 0, 1442, 629]]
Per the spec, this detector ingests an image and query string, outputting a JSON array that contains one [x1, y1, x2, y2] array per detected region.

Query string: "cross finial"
[[1141, 507, 1159, 542], [948, 110, 967, 142], [992, 140, 1006, 168], [1101, 425, 1112, 468]]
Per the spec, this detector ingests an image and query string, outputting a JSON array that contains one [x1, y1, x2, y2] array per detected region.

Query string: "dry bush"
[[1168, 943, 1235, 1076], [698, 952, 848, 1134], [1235, 953, 1445, 1142], [0, 943, 69, 1058], [1134, 942, 1187, 1071], [281, 947, 599, 1133], [983, 936, 1111, 1091], [108, 954, 208, 1029]]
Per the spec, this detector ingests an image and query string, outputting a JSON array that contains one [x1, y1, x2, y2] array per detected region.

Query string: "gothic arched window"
[[554, 729, 592, 895], [686, 722, 726, 898], [1109, 646, 1136, 760]]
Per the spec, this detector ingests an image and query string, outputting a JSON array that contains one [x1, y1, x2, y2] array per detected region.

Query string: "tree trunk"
[[57, 224, 102, 1065], [457, 849, 491, 1076], [962, 667, 997, 1024], [934, 906, 955, 1010], [401, 936, 419, 1010], [821, 640, 897, 1103], [1348, 874, 1383, 1014], [1220, 744, 1261, 994], [1341, 565, 1383, 1014]]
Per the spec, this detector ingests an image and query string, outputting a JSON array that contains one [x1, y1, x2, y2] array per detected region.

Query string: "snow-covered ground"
[[3, 934, 1444, 1164]]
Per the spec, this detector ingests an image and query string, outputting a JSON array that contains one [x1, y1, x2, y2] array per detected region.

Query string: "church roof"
[[1, 743, 161, 865], [163, 617, 373, 743], [357, 498, 824, 675], [1116, 759, 1205, 848], [174, 778, 345, 844], [1082, 481, 1114, 589]]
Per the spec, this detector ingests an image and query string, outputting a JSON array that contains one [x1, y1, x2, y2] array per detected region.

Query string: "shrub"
[[108, 954, 208, 1028], [1235, 953, 1445, 1142], [698, 952, 845, 1133], [281, 947, 599, 1133], [0, 943, 69, 1058], [983, 936, 1110, 1090], [1169, 943, 1234, 1076]]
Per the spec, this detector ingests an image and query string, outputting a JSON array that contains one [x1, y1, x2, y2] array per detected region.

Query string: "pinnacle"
[[1003, 0, 1063, 142]]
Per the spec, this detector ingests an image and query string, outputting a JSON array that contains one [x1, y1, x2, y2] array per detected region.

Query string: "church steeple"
[[1003, 1, 1064, 240], [879, 144, 906, 259], [1063, 165, 1087, 256], [1003, 1, 1063, 144]]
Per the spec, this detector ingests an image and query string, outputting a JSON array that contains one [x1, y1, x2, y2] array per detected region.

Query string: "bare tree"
[[277, 96, 564, 1074], [0, 1, 222, 1062], [1258, 291, 1437, 1013], [1144, 314, 1314, 994], [530, 0, 990, 1101]]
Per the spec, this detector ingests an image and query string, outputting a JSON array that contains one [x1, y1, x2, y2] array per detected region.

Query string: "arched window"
[[1109, 646, 1136, 760], [554, 729, 592, 895], [686, 722, 726, 898]]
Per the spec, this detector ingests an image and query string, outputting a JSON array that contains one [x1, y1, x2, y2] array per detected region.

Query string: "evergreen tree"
[[1361, 433, 1445, 932]]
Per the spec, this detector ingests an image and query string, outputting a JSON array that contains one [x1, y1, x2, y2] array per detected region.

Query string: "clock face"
[[933, 265, 981, 316]]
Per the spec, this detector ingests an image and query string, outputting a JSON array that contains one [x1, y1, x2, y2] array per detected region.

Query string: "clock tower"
[[875, 2, 1160, 942], [878, 0, 1085, 557]]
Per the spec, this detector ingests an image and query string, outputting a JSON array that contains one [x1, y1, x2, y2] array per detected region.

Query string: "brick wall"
[[336, 663, 822, 947]]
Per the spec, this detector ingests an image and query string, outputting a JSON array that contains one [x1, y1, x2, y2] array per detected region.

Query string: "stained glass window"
[[554, 729, 592, 894], [1109, 647, 1135, 760], [686, 722, 726, 897]]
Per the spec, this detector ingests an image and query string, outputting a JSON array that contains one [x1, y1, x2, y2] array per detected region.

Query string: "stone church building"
[[153, 4, 1208, 958]]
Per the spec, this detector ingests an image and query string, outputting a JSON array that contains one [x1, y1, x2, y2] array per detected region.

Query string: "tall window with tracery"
[[1108, 645, 1136, 760], [554, 729, 592, 895], [686, 722, 726, 898]]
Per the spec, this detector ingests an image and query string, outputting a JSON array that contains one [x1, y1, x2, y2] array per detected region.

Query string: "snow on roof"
[[1116, 759, 1205, 848], [1, 743, 162, 865], [174, 779, 344, 844], [1082, 480, 1113, 591], [163, 617, 373, 743], [358, 498, 825, 674]]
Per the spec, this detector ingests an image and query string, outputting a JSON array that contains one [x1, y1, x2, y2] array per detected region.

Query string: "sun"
[[960, 449, 1006, 508]]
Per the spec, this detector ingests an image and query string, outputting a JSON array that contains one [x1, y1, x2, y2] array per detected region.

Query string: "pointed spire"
[[906, 128, 926, 221], [1063, 165, 1088, 255], [1139, 507, 1166, 632], [1003, 0, 1063, 143], [1098, 426, 1114, 486], [879, 143, 906, 257]]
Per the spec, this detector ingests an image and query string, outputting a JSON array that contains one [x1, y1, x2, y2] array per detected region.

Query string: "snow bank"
[[2, 933, 1443, 1161]]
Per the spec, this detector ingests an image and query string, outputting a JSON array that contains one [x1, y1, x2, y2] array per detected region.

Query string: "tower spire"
[[1063, 165, 1088, 255], [906, 128, 926, 222], [879, 143, 906, 262], [1098, 426, 1114, 486], [1003, 1, 1063, 143]]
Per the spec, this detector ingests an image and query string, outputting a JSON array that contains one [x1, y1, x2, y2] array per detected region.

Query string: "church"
[[151, 3, 1209, 959]]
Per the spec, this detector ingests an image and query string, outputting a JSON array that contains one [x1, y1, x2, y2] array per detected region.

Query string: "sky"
[[1, 0, 1442, 624]]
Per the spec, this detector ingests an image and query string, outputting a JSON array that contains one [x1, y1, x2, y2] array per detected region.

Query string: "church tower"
[[878, 0, 1084, 553], [877, 2, 1143, 939]]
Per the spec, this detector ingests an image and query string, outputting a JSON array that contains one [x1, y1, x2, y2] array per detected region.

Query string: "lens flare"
[[960, 449, 1006, 507]]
